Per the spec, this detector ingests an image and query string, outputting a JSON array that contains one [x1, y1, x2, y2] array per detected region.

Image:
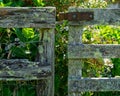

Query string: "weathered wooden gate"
[[68, 8, 120, 95], [0, 7, 55, 96]]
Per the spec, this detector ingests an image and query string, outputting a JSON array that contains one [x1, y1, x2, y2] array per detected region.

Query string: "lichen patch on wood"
[[68, 8, 120, 25], [68, 8, 120, 96], [69, 78, 120, 92], [68, 44, 120, 58], [0, 7, 56, 28], [0, 59, 51, 80]]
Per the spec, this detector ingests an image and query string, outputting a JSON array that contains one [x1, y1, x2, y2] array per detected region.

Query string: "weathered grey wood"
[[68, 44, 120, 58], [69, 78, 120, 92], [0, 59, 51, 80], [0, 7, 55, 96], [43, 28, 54, 96], [34, 28, 54, 96], [36, 28, 54, 65], [0, 7, 55, 28], [68, 26, 83, 43], [68, 60, 83, 96], [68, 8, 120, 25], [69, 93, 82, 96], [68, 60, 83, 79], [36, 77, 52, 96], [68, 8, 120, 96]]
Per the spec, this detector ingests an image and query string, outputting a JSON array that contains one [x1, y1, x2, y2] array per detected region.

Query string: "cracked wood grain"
[[0, 7, 56, 28], [69, 78, 120, 92], [68, 8, 120, 25], [0, 59, 51, 80], [68, 8, 120, 96], [68, 44, 120, 58]]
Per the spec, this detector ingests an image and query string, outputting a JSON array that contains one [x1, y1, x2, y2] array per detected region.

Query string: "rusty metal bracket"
[[59, 12, 94, 21]]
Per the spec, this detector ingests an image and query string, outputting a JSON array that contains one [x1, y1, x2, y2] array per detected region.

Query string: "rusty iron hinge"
[[59, 12, 94, 21]]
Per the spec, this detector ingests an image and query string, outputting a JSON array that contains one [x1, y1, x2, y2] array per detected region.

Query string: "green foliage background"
[[0, 0, 120, 96]]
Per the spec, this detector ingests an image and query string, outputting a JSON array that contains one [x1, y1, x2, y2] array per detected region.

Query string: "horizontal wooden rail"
[[68, 8, 120, 25], [68, 44, 120, 58], [0, 59, 51, 80], [0, 7, 56, 28], [69, 78, 120, 92]]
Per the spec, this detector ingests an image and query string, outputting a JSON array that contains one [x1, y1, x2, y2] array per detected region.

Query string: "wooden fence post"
[[68, 26, 84, 96]]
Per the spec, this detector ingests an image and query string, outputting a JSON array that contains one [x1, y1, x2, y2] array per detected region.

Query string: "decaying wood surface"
[[68, 8, 120, 96], [0, 7, 56, 28], [35, 28, 54, 66], [69, 78, 120, 92], [68, 8, 120, 25], [0, 7, 55, 96], [68, 26, 83, 43], [0, 59, 51, 80], [68, 60, 83, 79], [68, 44, 120, 58], [35, 28, 54, 96]]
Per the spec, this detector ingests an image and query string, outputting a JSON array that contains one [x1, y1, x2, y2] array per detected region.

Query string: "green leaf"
[[14, 28, 27, 42], [22, 28, 34, 39], [11, 46, 27, 58]]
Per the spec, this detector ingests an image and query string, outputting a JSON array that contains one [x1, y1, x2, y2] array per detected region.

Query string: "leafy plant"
[[82, 25, 120, 96]]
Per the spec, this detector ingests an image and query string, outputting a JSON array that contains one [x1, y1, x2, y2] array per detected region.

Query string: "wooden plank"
[[68, 60, 83, 78], [37, 28, 54, 96], [0, 7, 55, 28], [42, 29, 55, 96], [68, 60, 83, 96], [0, 59, 51, 80], [36, 29, 54, 65], [68, 44, 120, 58], [68, 26, 83, 43], [69, 78, 120, 92], [68, 8, 120, 25]]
